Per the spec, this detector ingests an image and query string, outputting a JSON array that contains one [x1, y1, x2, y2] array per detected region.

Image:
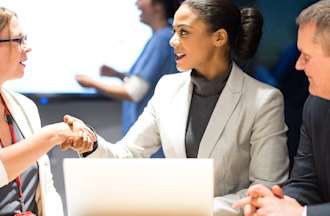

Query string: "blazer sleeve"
[[307, 203, 330, 216], [284, 97, 327, 215], [40, 156, 64, 216], [88, 82, 162, 159], [284, 123, 322, 204], [213, 190, 248, 216], [249, 89, 289, 186], [213, 89, 289, 216]]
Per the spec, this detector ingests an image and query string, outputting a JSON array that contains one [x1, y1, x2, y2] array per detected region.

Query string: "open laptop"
[[63, 158, 213, 216]]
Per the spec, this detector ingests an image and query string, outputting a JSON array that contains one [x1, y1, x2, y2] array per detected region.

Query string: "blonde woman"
[[0, 7, 95, 215]]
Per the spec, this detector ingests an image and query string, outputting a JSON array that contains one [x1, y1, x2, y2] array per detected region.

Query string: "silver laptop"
[[63, 158, 213, 216]]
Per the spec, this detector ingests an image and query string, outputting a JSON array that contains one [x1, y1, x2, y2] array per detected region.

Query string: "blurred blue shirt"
[[122, 26, 178, 135]]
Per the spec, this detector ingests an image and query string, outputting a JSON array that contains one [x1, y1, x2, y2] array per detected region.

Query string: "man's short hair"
[[297, 0, 330, 55]]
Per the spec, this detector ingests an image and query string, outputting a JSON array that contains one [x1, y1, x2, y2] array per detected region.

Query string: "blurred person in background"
[[76, 0, 180, 136]]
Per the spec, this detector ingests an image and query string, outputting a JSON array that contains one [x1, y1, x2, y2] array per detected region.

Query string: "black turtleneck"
[[185, 65, 231, 158]]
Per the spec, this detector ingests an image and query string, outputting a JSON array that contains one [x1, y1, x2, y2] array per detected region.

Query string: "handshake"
[[44, 114, 97, 154]]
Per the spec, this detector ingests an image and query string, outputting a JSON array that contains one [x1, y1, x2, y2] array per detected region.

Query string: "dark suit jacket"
[[284, 95, 330, 216]]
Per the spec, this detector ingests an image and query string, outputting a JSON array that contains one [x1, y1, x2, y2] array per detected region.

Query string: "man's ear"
[[213, 28, 228, 47]]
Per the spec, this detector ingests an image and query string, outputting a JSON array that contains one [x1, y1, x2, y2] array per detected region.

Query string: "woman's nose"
[[169, 33, 179, 48]]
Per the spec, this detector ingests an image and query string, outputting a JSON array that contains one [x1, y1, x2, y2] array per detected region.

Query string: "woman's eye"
[[179, 30, 188, 36], [172, 28, 189, 37]]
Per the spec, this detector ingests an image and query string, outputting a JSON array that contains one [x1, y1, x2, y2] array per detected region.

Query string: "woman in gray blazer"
[[68, 0, 289, 215]]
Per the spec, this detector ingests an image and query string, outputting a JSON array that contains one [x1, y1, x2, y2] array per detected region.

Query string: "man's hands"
[[60, 114, 97, 154], [233, 184, 304, 216]]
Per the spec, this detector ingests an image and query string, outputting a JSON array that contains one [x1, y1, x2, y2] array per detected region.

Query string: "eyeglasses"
[[0, 35, 27, 46]]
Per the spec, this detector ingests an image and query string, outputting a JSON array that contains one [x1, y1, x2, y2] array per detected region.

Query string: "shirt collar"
[[190, 63, 232, 96]]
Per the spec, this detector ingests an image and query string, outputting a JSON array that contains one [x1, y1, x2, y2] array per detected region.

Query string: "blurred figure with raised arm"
[[0, 7, 95, 216], [76, 0, 180, 135]]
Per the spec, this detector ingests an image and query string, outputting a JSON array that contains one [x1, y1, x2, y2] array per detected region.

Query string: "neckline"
[[190, 64, 232, 96]]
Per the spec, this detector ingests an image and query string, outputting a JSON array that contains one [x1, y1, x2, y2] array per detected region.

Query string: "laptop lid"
[[63, 158, 213, 216]]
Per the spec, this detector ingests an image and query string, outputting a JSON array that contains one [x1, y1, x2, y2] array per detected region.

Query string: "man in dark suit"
[[234, 1, 330, 216]]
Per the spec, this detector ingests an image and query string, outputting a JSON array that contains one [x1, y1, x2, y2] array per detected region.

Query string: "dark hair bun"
[[154, 0, 181, 19], [234, 7, 263, 60]]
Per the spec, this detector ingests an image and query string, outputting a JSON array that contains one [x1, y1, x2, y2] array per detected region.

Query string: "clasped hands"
[[60, 114, 96, 154], [233, 184, 304, 216]]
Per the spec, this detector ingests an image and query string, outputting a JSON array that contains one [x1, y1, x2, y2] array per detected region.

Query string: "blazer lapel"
[[198, 64, 243, 157], [167, 73, 193, 157], [1, 88, 33, 138]]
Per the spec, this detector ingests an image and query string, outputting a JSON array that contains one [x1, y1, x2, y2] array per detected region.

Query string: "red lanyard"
[[0, 97, 30, 214], [10, 123, 27, 213]]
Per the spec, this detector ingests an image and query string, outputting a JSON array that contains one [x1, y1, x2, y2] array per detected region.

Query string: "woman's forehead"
[[0, 21, 10, 38], [0, 16, 21, 37], [9, 16, 23, 35], [173, 5, 199, 26]]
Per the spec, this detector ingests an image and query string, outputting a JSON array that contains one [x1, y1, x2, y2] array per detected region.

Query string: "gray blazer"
[[91, 63, 289, 215]]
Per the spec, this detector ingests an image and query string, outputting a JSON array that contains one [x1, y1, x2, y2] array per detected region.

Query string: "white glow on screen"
[[2, 0, 151, 94]]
